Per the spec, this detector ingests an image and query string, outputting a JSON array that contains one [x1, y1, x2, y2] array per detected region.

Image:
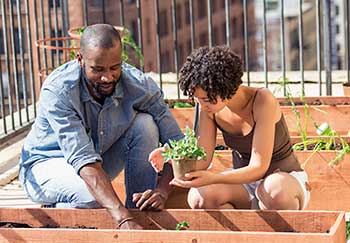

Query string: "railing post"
[[323, 0, 332, 95]]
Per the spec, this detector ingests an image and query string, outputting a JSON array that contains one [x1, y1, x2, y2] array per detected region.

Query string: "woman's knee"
[[256, 172, 300, 210], [187, 187, 219, 209]]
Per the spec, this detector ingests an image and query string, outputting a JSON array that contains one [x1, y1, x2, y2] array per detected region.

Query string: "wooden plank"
[[0, 209, 345, 243], [0, 229, 342, 243], [0, 208, 341, 231]]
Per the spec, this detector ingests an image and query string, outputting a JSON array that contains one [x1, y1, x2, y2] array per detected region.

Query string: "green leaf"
[[161, 127, 207, 162]]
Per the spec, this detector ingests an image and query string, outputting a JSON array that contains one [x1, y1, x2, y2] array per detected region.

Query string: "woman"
[[149, 46, 310, 210]]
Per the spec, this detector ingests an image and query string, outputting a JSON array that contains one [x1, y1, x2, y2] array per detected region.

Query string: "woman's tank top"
[[214, 89, 302, 177]]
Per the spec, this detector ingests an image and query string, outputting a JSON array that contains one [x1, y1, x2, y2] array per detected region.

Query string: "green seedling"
[[293, 122, 350, 167], [162, 127, 206, 163], [175, 221, 190, 231], [173, 102, 194, 108]]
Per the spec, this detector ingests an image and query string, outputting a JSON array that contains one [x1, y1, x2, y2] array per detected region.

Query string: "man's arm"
[[132, 163, 174, 210], [41, 89, 141, 228], [79, 162, 143, 229]]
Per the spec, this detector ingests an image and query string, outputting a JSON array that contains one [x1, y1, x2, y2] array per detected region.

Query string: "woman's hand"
[[148, 145, 168, 173], [169, 170, 220, 188]]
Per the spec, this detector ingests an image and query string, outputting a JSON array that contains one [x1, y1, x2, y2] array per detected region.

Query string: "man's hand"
[[132, 189, 168, 211]]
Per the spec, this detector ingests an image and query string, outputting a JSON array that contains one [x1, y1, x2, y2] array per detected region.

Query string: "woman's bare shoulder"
[[253, 88, 280, 121]]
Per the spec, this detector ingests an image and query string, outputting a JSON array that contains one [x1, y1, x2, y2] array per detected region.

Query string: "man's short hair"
[[80, 24, 122, 54]]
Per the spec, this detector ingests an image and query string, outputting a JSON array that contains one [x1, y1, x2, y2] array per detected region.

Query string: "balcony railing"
[[0, 0, 349, 141]]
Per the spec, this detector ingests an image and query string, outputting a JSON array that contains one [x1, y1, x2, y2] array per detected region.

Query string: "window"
[[161, 50, 171, 72], [131, 20, 138, 45], [197, 0, 207, 20], [0, 29, 4, 54], [159, 10, 168, 37], [14, 28, 22, 53], [199, 32, 208, 46], [145, 18, 152, 44], [178, 43, 184, 66], [212, 1, 218, 12], [335, 5, 339, 16], [176, 4, 182, 29], [336, 24, 340, 34], [50, 29, 63, 47], [185, 1, 191, 25], [266, 0, 278, 11], [231, 17, 237, 38], [49, 0, 61, 8], [213, 27, 219, 45], [221, 23, 227, 44], [187, 39, 192, 54]]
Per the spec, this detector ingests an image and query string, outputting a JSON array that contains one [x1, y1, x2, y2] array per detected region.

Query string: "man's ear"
[[76, 52, 83, 67]]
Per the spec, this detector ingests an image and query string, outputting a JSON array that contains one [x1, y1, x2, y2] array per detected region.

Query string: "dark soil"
[[298, 143, 344, 151], [0, 222, 97, 229], [215, 144, 230, 150], [279, 99, 350, 106], [0, 222, 32, 228]]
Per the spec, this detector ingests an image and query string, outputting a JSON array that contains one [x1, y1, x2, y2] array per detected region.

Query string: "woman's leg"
[[255, 171, 305, 210], [187, 183, 252, 209]]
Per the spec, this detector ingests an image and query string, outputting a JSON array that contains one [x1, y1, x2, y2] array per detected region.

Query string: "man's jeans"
[[23, 113, 158, 208]]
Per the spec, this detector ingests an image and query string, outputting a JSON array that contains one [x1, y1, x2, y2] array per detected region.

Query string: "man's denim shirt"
[[19, 60, 184, 182]]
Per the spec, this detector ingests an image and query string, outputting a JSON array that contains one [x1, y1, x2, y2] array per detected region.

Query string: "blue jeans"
[[23, 113, 158, 208]]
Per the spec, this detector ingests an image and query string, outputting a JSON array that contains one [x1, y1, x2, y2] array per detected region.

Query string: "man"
[[19, 24, 183, 229]]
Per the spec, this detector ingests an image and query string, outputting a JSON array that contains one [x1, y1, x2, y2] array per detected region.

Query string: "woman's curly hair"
[[178, 45, 243, 103]]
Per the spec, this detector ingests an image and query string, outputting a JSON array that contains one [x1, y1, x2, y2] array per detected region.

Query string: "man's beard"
[[82, 67, 118, 100]]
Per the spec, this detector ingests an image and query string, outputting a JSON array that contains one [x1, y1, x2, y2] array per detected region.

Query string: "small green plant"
[[162, 127, 206, 162], [293, 122, 350, 166], [175, 221, 190, 231], [276, 78, 349, 167], [276, 78, 313, 148], [346, 221, 350, 240], [173, 102, 194, 108]]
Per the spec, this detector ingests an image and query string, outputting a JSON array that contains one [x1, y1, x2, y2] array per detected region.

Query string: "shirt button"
[[100, 131, 104, 136]]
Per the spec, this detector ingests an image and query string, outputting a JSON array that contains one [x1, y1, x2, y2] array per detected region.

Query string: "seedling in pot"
[[162, 127, 206, 180]]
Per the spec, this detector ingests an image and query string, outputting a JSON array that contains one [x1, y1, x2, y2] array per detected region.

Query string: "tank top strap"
[[251, 88, 263, 123]]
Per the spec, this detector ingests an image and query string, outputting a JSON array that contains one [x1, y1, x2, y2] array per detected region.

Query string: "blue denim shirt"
[[19, 60, 183, 182]]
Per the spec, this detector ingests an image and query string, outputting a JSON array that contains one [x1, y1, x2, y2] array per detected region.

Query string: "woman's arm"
[[196, 109, 218, 170], [219, 89, 279, 184], [171, 89, 280, 188]]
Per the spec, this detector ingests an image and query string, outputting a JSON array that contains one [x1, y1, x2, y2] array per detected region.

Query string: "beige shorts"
[[243, 170, 310, 209]]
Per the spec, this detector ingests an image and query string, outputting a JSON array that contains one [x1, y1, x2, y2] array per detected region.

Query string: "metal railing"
[[0, 0, 349, 142]]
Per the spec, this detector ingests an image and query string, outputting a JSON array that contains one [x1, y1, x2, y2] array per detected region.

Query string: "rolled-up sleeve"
[[40, 88, 102, 173]]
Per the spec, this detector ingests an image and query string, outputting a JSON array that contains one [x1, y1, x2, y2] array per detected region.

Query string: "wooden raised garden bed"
[[170, 105, 350, 136], [111, 151, 350, 211], [0, 208, 345, 243]]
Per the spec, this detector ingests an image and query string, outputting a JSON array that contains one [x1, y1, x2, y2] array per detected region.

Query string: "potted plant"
[[161, 127, 206, 180]]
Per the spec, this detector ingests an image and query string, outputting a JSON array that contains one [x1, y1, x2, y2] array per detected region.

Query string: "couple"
[[19, 24, 309, 230]]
